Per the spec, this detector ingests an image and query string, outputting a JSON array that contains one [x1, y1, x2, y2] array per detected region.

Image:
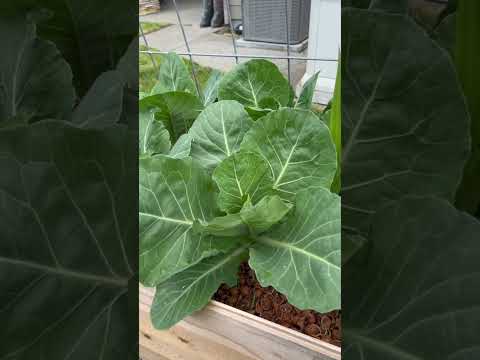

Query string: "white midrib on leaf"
[[139, 212, 193, 226], [143, 115, 153, 153], [273, 140, 299, 188], [160, 244, 250, 316], [0, 256, 128, 287], [247, 75, 259, 107], [220, 104, 231, 156], [342, 45, 392, 163], [232, 160, 244, 197], [254, 236, 340, 270], [169, 60, 177, 91]]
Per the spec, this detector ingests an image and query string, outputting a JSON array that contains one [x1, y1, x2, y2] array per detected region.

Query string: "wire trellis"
[[140, 0, 337, 91]]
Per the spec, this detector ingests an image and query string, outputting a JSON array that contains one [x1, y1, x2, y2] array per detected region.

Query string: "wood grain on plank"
[[139, 286, 341, 360]]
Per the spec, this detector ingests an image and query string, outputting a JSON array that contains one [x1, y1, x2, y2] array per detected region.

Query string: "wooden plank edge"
[[139, 285, 341, 359]]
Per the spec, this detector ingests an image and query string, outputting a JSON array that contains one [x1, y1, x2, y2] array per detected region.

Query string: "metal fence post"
[[225, 0, 239, 65], [284, 0, 291, 84]]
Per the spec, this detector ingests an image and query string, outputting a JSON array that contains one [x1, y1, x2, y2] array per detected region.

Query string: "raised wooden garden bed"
[[139, 286, 341, 360]]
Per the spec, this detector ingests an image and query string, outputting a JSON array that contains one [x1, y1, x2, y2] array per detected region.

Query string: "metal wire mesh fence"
[[139, 0, 338, 99]]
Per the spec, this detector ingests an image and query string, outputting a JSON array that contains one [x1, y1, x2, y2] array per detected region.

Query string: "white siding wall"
[[301, 0, 340, 104]]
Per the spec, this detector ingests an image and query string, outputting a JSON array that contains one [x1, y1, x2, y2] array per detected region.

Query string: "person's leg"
[[211, 0, 225, 27], [200, 0, 214, 27]]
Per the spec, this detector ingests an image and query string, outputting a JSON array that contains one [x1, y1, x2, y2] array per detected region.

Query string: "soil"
[[213, 262, 341, 347]]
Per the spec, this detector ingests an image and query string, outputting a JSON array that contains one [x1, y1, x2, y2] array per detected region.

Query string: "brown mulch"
[[213, 262, 341, 347]]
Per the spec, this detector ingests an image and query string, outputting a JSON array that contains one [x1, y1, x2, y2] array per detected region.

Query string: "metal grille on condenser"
[[242, 0, 311, 44]]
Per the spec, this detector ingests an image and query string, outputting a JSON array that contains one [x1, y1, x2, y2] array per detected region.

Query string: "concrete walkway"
[[140, 0, 307, 88]]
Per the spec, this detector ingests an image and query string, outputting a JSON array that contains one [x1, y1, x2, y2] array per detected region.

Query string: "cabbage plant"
[[139, 54, 341, 329]]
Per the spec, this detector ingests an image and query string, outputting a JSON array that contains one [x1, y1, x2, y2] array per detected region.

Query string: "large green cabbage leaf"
[[140, 92, 204, 142], [343, 197, 480, 359], [212, 151, 273, 213], [342, 9, 470, 237], [295, 71, 320, 110], [71, 70, 125, 129], [250, 188, 341, 313], [139, 156, 230, 286], [169, 133, 193, 159], [139, 111, 170, 156], [0, 121, 135, 359], [151, 243, 249, 329], [240, 195, 293, 234], [0, 16, 74, 123], [241, 108, 337, 202], [202, 70, 223, 106], [218, 59, 294, 108], [151, 52, 196, 95], [188, 100, 253, 171]]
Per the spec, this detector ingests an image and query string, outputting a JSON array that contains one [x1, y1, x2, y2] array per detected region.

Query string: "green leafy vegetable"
[[71, 70, 125, 129], [0, 0, 136, 93], [0, 16, 74, 122], [241, 108, 337, 202], [169, 133, 193, 159], [139, 156, 229, 286], [245, 106, 271, 121], [295, 71, 320, 110], [140, 92, 204, 142], [189, 100, 253, 171], [139, 56, 341, 330], [202, 70, 223, 106], [342, 9, 470, 237], [0, 8, 137, 359], [245, 97, 282, 120], [213, 151, 273, 213], [151, 244, 249, 329], [341, 5, 480, 359], [151, 52, 196, 95], [250, 188, 340, 312], [240, 195, 292, 234], [329, 62, 341, 193], [139, 110, 170, 155], [344, 197, 480, 359], [0, 121, 135, 358], [218, 59, 294, 108], [194, 213, 249, 238]]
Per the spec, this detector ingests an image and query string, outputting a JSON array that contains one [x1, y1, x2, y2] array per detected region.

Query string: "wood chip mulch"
[[213, 262, 341, 346]]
